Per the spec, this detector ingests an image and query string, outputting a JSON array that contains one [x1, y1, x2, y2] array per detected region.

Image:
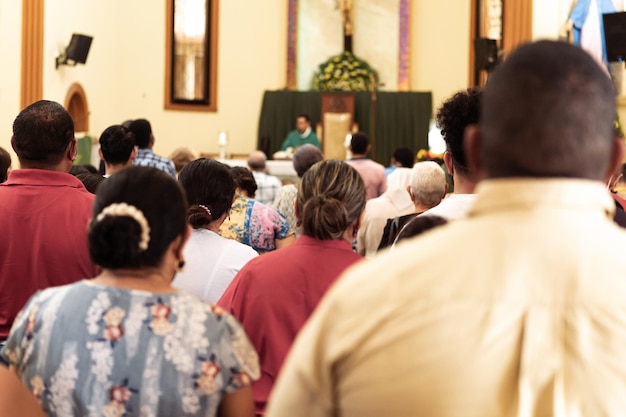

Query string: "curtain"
[[257, 90, 432, 164]]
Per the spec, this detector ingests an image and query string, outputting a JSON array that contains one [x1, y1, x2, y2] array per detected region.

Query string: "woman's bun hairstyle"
[[89, 166, 188, 269], [178, 159, 236, 229], [297, 160, 366, 240]]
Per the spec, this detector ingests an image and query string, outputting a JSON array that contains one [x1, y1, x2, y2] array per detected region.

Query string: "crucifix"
[[338, 0, 354, 52]]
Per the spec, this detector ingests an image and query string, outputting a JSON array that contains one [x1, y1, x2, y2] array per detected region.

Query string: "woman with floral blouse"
[[0, 167, 260, 417]]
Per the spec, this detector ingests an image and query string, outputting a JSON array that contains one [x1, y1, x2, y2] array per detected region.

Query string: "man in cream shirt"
[[266, 41, 626, 417]]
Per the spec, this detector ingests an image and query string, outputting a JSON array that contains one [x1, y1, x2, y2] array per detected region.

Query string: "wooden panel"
[[21, 0, 44, 109], [321, 94, 355, 160], [502, 0, 533, 56], [164, 0, 219, 112]]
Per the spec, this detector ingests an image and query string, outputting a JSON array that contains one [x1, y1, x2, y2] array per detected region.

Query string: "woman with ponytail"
[[218, 160, 366, 416], [0, 167, 259, 417], [175, 159, 258, 303]]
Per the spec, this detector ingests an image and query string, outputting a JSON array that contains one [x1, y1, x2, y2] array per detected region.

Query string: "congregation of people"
[[4, 40, 626, 416]]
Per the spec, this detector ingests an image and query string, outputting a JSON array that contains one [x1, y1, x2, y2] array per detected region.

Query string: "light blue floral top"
[[0, 280, 260, 417]]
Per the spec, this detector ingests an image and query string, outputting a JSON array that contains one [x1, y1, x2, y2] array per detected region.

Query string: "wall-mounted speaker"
[[56, 33, 93, 69]]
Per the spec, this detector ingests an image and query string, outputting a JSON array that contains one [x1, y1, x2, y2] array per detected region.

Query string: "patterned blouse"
[[0, 280, 260, 417], [272, 184, 300, 238], [219, 194, 293, 254]]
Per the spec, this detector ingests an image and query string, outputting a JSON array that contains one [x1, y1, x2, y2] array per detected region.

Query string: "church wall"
[[410, 0, 471, 111]]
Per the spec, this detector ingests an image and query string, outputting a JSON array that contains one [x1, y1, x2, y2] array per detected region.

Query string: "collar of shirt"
[[295, 234, 356, 252], [136, 148, 155, 157], [469, 178, 615, 220], [2, 168, 87, 189], [299, 127, 312, 138]]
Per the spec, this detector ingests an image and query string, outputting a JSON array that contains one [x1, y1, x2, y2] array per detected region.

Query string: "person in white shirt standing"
[[175, 158, 258, 303]]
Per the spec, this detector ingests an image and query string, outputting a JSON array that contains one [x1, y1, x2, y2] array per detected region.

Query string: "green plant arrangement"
[[311, 51, 378, 92]]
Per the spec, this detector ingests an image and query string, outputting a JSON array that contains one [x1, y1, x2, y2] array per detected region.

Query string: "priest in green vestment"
[[280, 114, 321, 151]]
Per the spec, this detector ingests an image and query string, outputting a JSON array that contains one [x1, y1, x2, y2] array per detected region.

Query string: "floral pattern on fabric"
[[219, 194, 292, 254], [0, 281, 260, 417]]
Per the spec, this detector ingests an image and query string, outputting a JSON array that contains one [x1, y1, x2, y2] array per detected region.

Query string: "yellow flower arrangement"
[[416, 149, 444, 162], [312, 51, 377, 92]]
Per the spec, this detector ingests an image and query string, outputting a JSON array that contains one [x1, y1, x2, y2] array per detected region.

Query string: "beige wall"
[[410, 0, 471, 112], [1, 0, 473, 162]]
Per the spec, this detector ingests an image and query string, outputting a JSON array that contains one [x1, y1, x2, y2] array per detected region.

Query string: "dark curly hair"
[[435, 87, 482, 175]]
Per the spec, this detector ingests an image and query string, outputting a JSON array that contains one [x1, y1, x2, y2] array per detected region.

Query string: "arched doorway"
[[64, 83, 89, 133]]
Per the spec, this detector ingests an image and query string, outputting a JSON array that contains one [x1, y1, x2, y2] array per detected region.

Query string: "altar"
[[257, 90, 432, 165]]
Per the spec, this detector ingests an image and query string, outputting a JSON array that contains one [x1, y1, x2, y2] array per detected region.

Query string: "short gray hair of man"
[[410, 161, 447, 206]]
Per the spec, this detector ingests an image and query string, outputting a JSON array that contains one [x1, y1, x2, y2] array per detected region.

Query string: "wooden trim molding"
[[164, 0, 219, 112], [286, 0, 298, 90], [64, 82, 89, 133], [21, 0, 44, 109], [502, 0, 533, 56]]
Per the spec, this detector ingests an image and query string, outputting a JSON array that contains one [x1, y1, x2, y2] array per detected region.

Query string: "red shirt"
[[218, 235, 363, 414], [0, 169, 96, 338]]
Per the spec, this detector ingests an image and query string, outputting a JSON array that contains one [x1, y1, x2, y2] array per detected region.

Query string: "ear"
[[443, 151, 454, 176], [443, 183, 449, 197], [10, 136, 17, 153], [129, 147, 138, 163], [294, 197, 300, 222], [604, 137, 625, 184], [173, 225, 192, 262], [463, 124, 484, 181], [98, 147, 104, 160], [406, 185, 414, 201], [366, 144, 371, 153], [67, 139, 78, 162]]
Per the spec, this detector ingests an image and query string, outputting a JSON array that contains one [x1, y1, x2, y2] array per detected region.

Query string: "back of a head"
[[292, 144, 324, 177], [297, 160, 366, 240], [99, 125, 136, 165], [12, 100, 74, 166], [128, 119, 152, 149], [231, 166, 258, 198], [169, 147, 196, 173], [410, 161, 447, 206], [481, 40, 616, 180], [0, 147, 11, 182], [350, 132, 370, 155], [179, 158, 235, 228], [393, 147, 415, 168], [436, 88, 482, 176], [247, 150, 267, 171], [88, 166, 188, 270]]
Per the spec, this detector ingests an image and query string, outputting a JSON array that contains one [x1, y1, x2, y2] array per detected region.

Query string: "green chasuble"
[[281, 130, 321, 151]]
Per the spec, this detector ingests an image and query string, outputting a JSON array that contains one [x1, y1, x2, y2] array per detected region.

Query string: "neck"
[[452, 173, 477, 194], [105, 163, 130, 176], [414, 202, 436, 213], [91, 267, 176, 293], [351, 153, 368, 159], [20, 160, 71, 173], [205, 219, 224, 234]]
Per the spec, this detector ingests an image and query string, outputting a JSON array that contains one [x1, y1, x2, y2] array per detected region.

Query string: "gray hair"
[[410, 161, 446, 206], [292, 144, 324, 178], [247, 150, 267, 171]]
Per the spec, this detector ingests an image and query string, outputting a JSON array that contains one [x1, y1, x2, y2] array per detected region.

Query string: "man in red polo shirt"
[[0, 100, 96, 340]]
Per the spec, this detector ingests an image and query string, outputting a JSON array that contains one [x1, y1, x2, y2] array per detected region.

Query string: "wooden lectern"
[[319, 94, 356, 160]]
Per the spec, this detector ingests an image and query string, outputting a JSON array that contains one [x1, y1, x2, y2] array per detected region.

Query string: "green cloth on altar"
[[280, 130, 321, 150]]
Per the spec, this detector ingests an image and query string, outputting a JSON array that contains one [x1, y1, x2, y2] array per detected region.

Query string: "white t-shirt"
[[173, 228, 258, 303], [419, 194, 477, 221]]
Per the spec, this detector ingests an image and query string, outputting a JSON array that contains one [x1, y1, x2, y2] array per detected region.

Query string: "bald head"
[[478, 40, 617, 181], [248, 150, 267, 172]]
